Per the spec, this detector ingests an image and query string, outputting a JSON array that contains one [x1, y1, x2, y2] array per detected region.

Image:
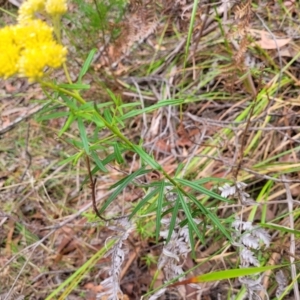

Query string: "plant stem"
[[39, 81, 86, 105], [94, 108, 193, 200], [52, 15, 73, 84]]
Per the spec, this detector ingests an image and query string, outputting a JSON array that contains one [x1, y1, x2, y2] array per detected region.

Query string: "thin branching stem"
[[39, 81, 86, 104]]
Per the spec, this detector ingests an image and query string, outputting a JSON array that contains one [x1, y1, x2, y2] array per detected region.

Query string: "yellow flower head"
[[45, 0, 67, 16], [16, 20, 54, 48], [0, 26, 15, 50], [17, 0, 45, 25], [19, 42, 67, 82], [19, 47, 46, 80], [0, 26, 21, 78], [0, 46, 20, 79], [0, 19, 67, 82]]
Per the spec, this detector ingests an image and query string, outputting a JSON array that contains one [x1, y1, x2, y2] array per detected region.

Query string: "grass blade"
[[156, 181, 165, 242], [170, 265, 285, 287], [184, 0, 199, 68]]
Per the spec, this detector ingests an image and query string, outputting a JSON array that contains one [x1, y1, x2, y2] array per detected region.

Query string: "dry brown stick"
[[283, 175, 300, 299], [232, 96, 257, 181], [15, 123, 32, 194], [120, 246, 140, 280], [85, 155, 130, 222], [85, 154, 109, 222], [192, 4, 210, 57], [0, 104, 46, 135], [259, 252, 281, 300]]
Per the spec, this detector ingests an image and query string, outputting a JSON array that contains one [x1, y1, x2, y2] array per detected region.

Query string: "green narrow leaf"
[[260, 223, 300, 236], [121, 99, 185, 120], [91, 114, 105, 128], [176, 178, 230, 202], [129, 187, 160, 219], [194, 265, 284, 283], [60, 93, 78, 110], [109, 167, 150, 189], [191, 177, 229, 185], [91, 151, 108, 173], [174, 163, 184, 177], [178, 192, 203, 242], [166, 191, 180, 243], [102, 150, 125, 166], [36, 102, 58, 117], [120, 101, 140, 109], [95, 101, 114, 109], [58, 83, 90, 90], [59, 113, 76, 137], [187, 193, 231, 241], [132, 145, 161, 170], [107, 88, 122, 107], [114, 143, 124, 164], [45, 238, 115, 300], [156, 181, 165, 242], [15, 223, 39, 245], [81, 152, 125, 186], [78, 48, 97, 83], [117, 105, 124, 116], [170, 264, 288, 289], [37, 111, 69, 121], [103, 108, 113, 124], [58, 153, 81, 166], [99, 168, 150, 214], [114, 115, 125, 128], [77, 117, 90, 154], [184, 0, 199, 68], [188, 220, 196, 259]]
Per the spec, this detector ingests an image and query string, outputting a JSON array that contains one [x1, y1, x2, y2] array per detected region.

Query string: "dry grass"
[[1, 0, 300, 299]]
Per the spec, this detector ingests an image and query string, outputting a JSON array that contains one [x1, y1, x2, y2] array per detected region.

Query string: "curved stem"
[[52, 15, 72, 84], [39, 80, 86, 105], [52, 15, 62, 43], [62, 62, 73, 84]]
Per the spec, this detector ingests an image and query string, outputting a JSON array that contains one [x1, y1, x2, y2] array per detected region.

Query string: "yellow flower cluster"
[[45, 0, 68, 16], [17, 0, 45, 25], [18, 0, 68, 24], [0, 0, 67, 82]]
